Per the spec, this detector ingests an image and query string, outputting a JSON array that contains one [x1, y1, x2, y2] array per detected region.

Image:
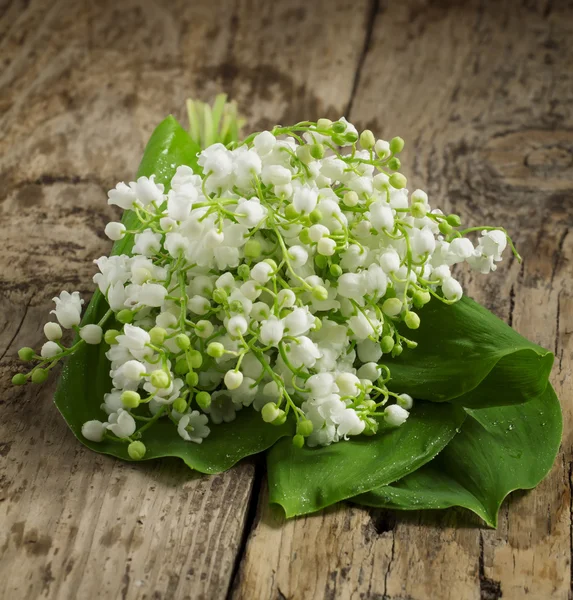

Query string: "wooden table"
[[1, 1, 571, 598]]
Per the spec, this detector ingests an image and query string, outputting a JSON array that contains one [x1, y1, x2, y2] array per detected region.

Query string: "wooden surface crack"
[[225, 460, 264, 600], [382, 528, 395, 599], [0, 294, 33, 362], [345, 0, 379, 118], [479, 532, 502, 600]]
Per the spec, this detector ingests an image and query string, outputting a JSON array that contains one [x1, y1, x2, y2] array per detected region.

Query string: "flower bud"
[[314, 255, 328, 269], [41, 341, 61, 359], [309, 209, 322, 224], [18, 347, 35, 361], [296, 419, 314, 437], [296, 144, 313, 164], [284, 204, 299, 219], [397, 393, 414, 410], [382, 297, 402, 317], [127, 441, 146, 460], [173, 397, 187, 414], [237, 264, 250, 280], [381, 335, 395, 354], [121, 390, 141, 408], [212, 288, 228, 304], [224, 370, 243, 390], [189, 349, 203, 369], [31, 368, 49, 384], [117, 309, 134, 324], [175, 334, 191, 350], [82, 420, 105, 442], [413, 290, 431, 308], [343, 191, 359, 207], [80, 324, 103, 345], [150, 370, 170, 389], [104, 329, 120, 345], [404, 311, 421, 329], [439, 221, 453, 235], [329, 264, 342, 277], [312, 286, 329, 301], [272, 411, 287, 426], [174, 358, 190, 375], [390, 136, 405, 154], [411, 189, 428, 204], [345, 131, 359, 143], [309, 143, 325, 159], [317, 118, 332, 129], [196, 391, 211, 410], [229, 300, 244, 314], [374, 139, 390, 158], [149, 326, 167, 345], [186, 371, 199, 387], [332, 121, 346, 134], [195, 320, 214, 339], [228, 315, 248, 336], [244, 239, 262, 258], [411, 203, 427, 219], [384, 404, 409, 427], [362, 399, 377, 411], [292, 434, 305, 448], [299, 228, 312, 245], [392, 343, 403, 357], [389, 173, 407, 189], [207, 342, 225, 358], [250, 261, 274, 284], [12, 373, 27, 385], [262, 402, 281, 423], [359, 129, 375, 150], [388, 157, 401, 171], [317, 238, 336, 256], [104, 222, 126, 241], [44, 322, 63, 341], [446, 214, 462, 227]]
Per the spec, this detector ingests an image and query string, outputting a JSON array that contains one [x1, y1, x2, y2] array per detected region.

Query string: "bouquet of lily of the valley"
[[13, 96, 561, 525]]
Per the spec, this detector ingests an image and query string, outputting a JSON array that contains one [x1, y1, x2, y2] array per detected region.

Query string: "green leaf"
[[54, 117, 292, 473], [267, 402, 467, 517], [388, 297, 553, 407], [354, 384, 562, 526]]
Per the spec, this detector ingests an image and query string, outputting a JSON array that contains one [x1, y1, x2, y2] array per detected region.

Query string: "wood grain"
[[233, 1, 573, 599], [1, 0, 571, 599], [0, 0, 370, 598]]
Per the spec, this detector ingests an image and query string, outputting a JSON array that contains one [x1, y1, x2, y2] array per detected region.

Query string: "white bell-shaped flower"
[[106, 409, 136, 439], [51, 291, 84, 329]]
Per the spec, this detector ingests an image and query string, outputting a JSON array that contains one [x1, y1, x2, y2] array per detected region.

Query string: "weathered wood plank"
[[0, 0, 371, 598], [234, 1, 573, 598]]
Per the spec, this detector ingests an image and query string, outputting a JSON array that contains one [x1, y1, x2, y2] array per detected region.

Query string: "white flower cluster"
[[13, 117, 514, 456]]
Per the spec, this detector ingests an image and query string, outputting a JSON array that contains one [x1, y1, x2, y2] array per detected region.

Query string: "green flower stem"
[[135, 404, 168, 436]]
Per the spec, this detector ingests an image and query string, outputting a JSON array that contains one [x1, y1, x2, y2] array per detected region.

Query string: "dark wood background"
[[1, 1, 572, 598]]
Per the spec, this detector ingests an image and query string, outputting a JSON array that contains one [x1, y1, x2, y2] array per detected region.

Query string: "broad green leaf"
[[267, 402, 467, 517], [54, 117, 292, 473], [354, 384, 562, 526], [387, 297, 553, 407]]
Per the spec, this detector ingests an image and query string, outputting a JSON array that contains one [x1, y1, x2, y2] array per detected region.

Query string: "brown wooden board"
[[1, 1, 571, 598]]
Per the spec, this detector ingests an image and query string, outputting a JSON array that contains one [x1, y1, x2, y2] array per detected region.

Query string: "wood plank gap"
[[225, 457, 264, 600], [345, 0, 379, 118]]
